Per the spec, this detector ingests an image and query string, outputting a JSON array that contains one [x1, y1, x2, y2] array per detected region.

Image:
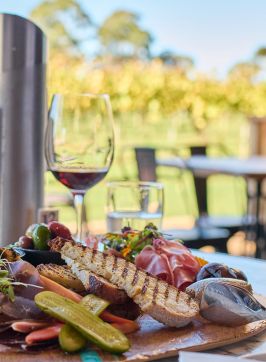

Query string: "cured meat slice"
[[135, 238, 200, 291]]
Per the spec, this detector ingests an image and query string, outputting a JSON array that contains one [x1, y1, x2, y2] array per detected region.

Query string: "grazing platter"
[[0, 315, 266, 361], [0, 222, 265, 361]]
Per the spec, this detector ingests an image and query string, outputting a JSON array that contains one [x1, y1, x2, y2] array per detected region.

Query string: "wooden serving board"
[[0, 317, 266, 362], [1, 294, 266, 362]]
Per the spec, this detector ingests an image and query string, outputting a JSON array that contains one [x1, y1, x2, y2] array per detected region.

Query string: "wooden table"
[[157, 156, 266, 180], [157, 156, 266, 257]]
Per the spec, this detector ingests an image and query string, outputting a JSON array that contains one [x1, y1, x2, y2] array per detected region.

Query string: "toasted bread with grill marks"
[[37, 263, 129, 304], [49, 237, 199, 327], [37, 264, 85, 292], [85, 271, 129, 304]]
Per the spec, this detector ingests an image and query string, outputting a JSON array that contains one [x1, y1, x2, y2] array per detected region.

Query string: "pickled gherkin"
[[81, 294, 110, 316], [59, 295, 110, 352], [35, 291, 130, 353], [59, 324, 87, 352]]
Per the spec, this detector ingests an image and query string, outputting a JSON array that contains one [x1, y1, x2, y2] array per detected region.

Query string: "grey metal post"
[[0, 14, 47, 245]]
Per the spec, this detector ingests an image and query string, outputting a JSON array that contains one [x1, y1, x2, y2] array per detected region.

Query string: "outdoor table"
[[157, 156, 266, 257]]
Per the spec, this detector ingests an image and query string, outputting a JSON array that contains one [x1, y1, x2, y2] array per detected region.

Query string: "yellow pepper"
[[122, 245, 132, 258]]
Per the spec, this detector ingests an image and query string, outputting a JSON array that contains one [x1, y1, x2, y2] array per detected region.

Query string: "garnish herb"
[[0, 251, 42, 302], [103, 223, 162, 261]]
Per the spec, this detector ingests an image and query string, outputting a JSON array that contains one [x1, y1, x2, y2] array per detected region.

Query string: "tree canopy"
[[30, 0, 94, 56], [30, 0, 266, 134], [256, 47, 266, 57], [158, 50, 194, 71], [228, 62, 260, 81], [97, 11, 153, 59]]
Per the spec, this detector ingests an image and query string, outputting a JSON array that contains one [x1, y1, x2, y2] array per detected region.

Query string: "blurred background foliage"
[[30, 0, 266, 231], [30, 0, 266, 133]]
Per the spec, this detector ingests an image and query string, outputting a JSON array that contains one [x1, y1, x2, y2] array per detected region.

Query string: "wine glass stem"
[[73, 193, 85, 242]]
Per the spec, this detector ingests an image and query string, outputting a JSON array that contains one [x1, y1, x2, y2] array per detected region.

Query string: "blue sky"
[[1, 0, 266, 75]]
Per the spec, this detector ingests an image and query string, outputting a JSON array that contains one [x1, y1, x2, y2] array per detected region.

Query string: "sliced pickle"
[[60, 295, 110, 353], [81, 294, 110, 316], [35, 291, 130, 353], [59, 324, 87, 353]]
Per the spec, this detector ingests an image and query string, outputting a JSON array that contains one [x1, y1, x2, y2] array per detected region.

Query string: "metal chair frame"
[[134, 146, 230, 252]]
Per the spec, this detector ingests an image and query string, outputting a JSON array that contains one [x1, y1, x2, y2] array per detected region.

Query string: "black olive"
[[229, 267, 248, 281], [196, 262, 248, 282], [116, 243, 126, 252]]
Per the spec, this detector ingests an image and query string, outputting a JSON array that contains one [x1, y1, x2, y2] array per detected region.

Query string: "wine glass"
[[45, 93, 114, 242]]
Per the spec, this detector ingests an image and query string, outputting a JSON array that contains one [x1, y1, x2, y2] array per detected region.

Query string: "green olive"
[[32, 224, 51, 250], [25, 223, 38, 238]]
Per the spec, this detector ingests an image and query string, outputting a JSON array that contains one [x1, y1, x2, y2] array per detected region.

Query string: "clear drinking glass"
[[106, 181, 164, 232], [45, 93, 114, 241]]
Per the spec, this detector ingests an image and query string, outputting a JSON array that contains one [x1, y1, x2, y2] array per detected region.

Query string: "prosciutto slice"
[[135, 238, 200, 291], [0, 260, 45, 320], [9, 260, 44, 299], [1, 297, 45, 320]]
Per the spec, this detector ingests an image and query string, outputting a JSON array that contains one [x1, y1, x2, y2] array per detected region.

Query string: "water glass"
[[106, 181, 164, 232]]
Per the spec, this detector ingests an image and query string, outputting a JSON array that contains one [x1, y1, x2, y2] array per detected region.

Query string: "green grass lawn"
[[44, 112, 250, 232], [44, 150, 248, 230]]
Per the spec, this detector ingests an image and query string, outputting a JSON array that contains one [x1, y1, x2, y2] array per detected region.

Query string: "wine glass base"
[[72, 236, 86, 246]]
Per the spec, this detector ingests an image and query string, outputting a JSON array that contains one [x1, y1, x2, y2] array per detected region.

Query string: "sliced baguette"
[[37, 263, 129, 304], [37, 264, 84, 292], [49, 238, 199, 327]]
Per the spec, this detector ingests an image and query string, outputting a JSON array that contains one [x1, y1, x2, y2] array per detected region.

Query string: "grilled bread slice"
[[85, 271, 129, 304], [107, 300, 141, 320], [37, 264, 85, 292], [37, 263, 129, 304], [49, 238, 199, 327]]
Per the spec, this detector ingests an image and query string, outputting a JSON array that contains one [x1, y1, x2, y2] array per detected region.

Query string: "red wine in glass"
[[45, 93, 114, 242], [51, 168, 108, 192]]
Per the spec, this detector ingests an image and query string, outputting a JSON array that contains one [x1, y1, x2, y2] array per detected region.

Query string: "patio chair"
[[134, 147, 190, 213], [135, 147, 157, 181], [134, 147, 230, 252], [190, 146, 253, 235]]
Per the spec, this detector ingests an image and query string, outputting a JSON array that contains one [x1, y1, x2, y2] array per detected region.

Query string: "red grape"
[[15, 236, 34, 249], [48, 221, 72, 240]]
